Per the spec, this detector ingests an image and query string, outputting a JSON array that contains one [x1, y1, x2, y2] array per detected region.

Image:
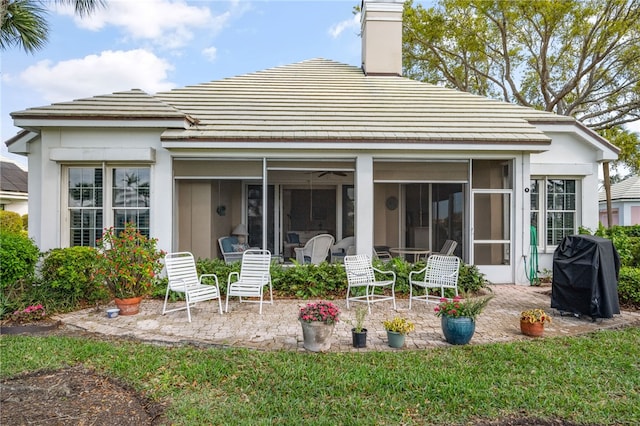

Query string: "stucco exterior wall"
[[30, 127, 172, 253], [530, 130, 604, 275]]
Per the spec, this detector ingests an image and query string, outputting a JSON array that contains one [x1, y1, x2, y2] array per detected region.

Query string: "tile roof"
[[0, 161, 28, 193], [10, 89, 186, 121], [10, 59, 579, 145], [599, 175, 640, 201], [157, 59, 560, 144]]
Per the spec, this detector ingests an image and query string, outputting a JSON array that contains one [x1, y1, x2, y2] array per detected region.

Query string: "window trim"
[[531, 177, 581, 253], [63, 164, 151, 247]]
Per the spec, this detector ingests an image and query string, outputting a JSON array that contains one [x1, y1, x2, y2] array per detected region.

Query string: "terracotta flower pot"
[[114, 296, 143, 316], [520, 320, 545, 337]]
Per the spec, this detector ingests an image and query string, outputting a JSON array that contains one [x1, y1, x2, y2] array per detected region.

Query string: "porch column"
[[355, 154, 374, 255]]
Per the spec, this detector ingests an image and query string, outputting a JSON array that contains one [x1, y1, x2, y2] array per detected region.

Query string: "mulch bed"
[[0, 365, 165, 425]]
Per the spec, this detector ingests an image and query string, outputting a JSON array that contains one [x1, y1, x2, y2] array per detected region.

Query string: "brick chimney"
[[361, 0, 404, 76]]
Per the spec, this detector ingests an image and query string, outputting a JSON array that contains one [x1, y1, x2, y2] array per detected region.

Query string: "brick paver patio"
[[57, 285, 640, 352]]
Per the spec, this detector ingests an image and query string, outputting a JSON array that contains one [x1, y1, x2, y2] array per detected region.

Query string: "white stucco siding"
[[530, 131, 607, 276], [32, 128, 168, 251]]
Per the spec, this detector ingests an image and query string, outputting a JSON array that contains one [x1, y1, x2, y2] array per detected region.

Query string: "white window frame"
[[63, 164, 151, 247], [531, 177, 581, 252]]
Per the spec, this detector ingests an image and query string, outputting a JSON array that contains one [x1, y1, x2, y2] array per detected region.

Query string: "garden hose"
[[528, 225, 539, 285]]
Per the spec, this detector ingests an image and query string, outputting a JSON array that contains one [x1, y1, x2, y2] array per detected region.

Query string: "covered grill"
[[551, 235, 620, 319]]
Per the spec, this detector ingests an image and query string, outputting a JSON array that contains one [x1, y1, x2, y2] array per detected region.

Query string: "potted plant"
[[382, 316, 415, 348], [434, 294, 493, 345], [95, 222, 165, 315], [298, 301, 340, 352], [520, 308, 552, 337], [348, 306, 368, 348]]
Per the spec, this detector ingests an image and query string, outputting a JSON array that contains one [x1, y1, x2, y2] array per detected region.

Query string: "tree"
[[0, 0, 105, 53], [599, 127, 640, 174], [403, 0, 640, 134]]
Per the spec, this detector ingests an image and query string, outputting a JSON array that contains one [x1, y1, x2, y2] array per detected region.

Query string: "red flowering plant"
[[298, 301, 340, 325], [434, 294, 493, 320], [10, 304, 46, 324], [95, 222, 165, 299]]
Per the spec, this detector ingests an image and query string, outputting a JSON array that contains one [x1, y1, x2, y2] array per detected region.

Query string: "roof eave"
[[12, 117, 189, 129]]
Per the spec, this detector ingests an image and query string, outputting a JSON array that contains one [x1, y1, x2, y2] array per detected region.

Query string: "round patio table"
[[389, 247, 430, 263]]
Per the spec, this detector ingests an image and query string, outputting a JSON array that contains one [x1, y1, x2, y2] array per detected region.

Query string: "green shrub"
[[21, 214, 28, 231], [618, 266, 640, 307], [0, 231, 39, 290], [150, 257, 239, 301], [373, 256, 424, 294], [0, 211, 23, 233], [591, 224, 638, 267], [458, 262, 491, 294], [40, 247, 110, 307], [271, 261, 347, 299]]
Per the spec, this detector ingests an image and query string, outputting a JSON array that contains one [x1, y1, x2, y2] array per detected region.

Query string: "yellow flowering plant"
[[382, 317, 415, 335], [520, 308, 552, 324]]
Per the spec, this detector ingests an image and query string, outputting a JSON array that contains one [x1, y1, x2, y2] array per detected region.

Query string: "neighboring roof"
[[599, 175, 640, 202], [0, 160, 28, 193], [157, 59, 561, 144], [10, 89, 189, 123]]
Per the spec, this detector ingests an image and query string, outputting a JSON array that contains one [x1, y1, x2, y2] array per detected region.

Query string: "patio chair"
[[225, 249, 273, 314], [344, 254, 396, 313], [294, 233, 335, 265], [435, 239, 458, 256], [330, 236, 355, 263], [373, 246, 393, 263], [408, 254, 460, 309], [162, 252, 222, 322], [218, 236, 250, 264]]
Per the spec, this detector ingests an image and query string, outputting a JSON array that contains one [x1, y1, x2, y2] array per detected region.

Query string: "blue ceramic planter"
[[441, 316, 476, 345]]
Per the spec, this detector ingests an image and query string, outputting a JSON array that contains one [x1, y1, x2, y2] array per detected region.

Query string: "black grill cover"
[[551, 235, 620, 319]]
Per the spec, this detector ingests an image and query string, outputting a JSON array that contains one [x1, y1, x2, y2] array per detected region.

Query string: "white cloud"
[[328, 12, 360, 39], [56, 0, 232, 50], [18, 50, 176, 102], [202, 46, 218, 62]]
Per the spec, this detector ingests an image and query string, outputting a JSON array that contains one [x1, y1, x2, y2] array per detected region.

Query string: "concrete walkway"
[[56, 285, 640, 352]]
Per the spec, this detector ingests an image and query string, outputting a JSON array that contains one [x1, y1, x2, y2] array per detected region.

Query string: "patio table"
[[389, 247, 430, 263]]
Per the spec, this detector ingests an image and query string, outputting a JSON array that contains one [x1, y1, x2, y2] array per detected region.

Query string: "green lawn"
[[2, 328, 639, 425]]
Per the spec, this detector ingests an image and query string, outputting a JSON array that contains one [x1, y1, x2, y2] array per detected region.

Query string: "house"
[[599, 175, 640, 226], [4, 0, 618, 284], [0, 158, 28, 215]]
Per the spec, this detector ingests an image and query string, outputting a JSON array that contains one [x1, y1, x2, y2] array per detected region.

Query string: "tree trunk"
[[603, 162, 612, 228]]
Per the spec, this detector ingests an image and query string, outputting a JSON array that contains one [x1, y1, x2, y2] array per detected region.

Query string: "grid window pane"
[[68, 166, 150, 246], [112, 168, 151, 237], [68, 168, 103, 246]]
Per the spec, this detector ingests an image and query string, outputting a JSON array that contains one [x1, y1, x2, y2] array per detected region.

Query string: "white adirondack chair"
[[408, 254, 460, 309], [225, 249, 273, 314], [344, 254, 396, 313], [162, 252, 222, 322]]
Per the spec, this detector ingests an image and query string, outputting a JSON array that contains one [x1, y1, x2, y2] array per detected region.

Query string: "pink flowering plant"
[[10, 304, 46, 323], [434, 294, 493, 320], [298, 301, 340, 325], [95, 222, 165, 299]]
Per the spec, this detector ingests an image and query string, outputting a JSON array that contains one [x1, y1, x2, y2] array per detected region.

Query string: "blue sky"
[[1, 0, 364, 165]]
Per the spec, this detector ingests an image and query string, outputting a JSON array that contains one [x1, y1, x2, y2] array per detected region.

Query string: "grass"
[[2, 328, 639, 425]]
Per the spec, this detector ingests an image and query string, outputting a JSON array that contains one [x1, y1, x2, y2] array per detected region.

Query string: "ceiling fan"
[[317, 171, 348, 177]]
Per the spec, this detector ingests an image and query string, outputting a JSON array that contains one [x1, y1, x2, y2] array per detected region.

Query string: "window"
[[112, 168, 150, 235], [69, 168, 103, 247], [67, 166, 150, 247], [531, 178, 578, 248]]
